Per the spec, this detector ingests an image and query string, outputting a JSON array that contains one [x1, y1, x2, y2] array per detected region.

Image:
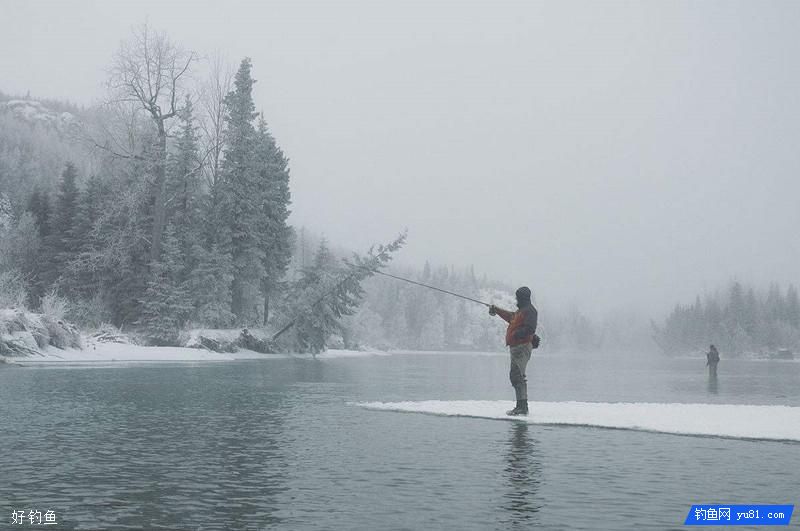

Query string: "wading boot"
[[506, 400, 528, 416]]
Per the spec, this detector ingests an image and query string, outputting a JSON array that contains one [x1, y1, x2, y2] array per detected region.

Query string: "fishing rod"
[[359, 267, 492, 307]]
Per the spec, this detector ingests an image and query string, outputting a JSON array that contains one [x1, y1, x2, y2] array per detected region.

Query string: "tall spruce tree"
[[26, 186, 52, 238], [67, 173, 107, 300], [26, 186, 52, 301], [254, 116, 293, 325], [189, 144, 235, 327], [220, 57, 264, 323], [53, 162, 81, 255], [36, 162, 81, 301], [167, 96, 202, 266], [77, 174, 106, 246]]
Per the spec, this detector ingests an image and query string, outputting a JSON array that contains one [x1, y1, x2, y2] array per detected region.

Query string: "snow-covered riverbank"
[[0, 308, 389, 365], [3, 341, 387, 365]]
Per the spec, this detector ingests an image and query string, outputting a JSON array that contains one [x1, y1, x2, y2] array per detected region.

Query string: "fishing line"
[[358, 267, 491, 307]]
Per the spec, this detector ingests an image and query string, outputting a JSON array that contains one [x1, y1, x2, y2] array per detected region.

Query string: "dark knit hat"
[[515, 286, 531, 302]]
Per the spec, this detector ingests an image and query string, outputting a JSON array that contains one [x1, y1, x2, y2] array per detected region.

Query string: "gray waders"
[[508, 342, 532, 415]]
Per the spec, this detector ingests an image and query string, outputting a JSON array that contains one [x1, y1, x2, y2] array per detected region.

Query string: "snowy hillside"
[[1, 99, 80, 134]]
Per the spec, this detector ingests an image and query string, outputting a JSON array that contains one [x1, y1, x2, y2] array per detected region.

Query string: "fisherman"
[[489, 287, 538, 416], [706, 344, 720, 375]]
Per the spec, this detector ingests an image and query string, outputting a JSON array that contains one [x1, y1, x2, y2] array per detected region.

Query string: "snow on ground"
[[356, 400, 800, 442], [184, 328, 244, 347], [6, 343, 387, 365]]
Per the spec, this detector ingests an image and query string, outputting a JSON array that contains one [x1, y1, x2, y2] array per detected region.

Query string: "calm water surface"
[[1, 353, 798, 530]]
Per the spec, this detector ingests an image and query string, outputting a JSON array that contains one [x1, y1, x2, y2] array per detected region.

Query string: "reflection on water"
[[707, 370, 719, 394], [501, 422, 542, 529]]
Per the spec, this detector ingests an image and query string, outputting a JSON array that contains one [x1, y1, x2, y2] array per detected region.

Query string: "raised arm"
[[490, 305, 515, 324]]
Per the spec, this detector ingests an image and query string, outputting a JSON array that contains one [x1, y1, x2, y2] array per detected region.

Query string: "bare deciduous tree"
[[198, 52, 234, 191], [108, 23, 196, 264]]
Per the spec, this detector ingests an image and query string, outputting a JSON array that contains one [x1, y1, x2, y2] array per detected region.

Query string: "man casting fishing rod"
[[365, 270, 540, 415], [356, 269, 539, 415], [489, 287, 538, 416]]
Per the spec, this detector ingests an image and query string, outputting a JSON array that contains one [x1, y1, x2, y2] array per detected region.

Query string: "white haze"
[[2, 0, 799, 317]]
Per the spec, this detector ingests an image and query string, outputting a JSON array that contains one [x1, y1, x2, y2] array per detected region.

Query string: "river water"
[[1, 352, 798, 530]]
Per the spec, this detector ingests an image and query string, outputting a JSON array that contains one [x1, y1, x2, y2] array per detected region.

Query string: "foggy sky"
[[2, 0, 799, 316]]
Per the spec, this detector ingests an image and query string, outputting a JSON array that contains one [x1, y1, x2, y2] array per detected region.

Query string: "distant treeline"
[[319, 250, 647, 353], [652, 281, 800, 356]]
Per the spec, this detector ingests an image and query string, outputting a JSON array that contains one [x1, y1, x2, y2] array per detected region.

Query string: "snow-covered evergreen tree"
[[187, 241, 236, 328], [67, 174, 106, 297], [139, 224, 192, 345], [93, 152, 153, 326], [36, 162, 81, 300], [254, 116, 293, 325], [285, 234, 406, 353], [168, 96, 203, 267], [291, 240, 342, 353], [220, 58, 265, 323], [26, 186, 51, 238], [0, 212, 40, 306]]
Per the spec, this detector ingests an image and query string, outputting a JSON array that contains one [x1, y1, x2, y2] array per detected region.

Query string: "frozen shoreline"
[[3, 341, 390, 366]]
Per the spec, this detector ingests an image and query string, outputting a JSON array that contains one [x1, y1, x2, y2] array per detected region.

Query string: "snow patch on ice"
[[356, 400, 800, 442]]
